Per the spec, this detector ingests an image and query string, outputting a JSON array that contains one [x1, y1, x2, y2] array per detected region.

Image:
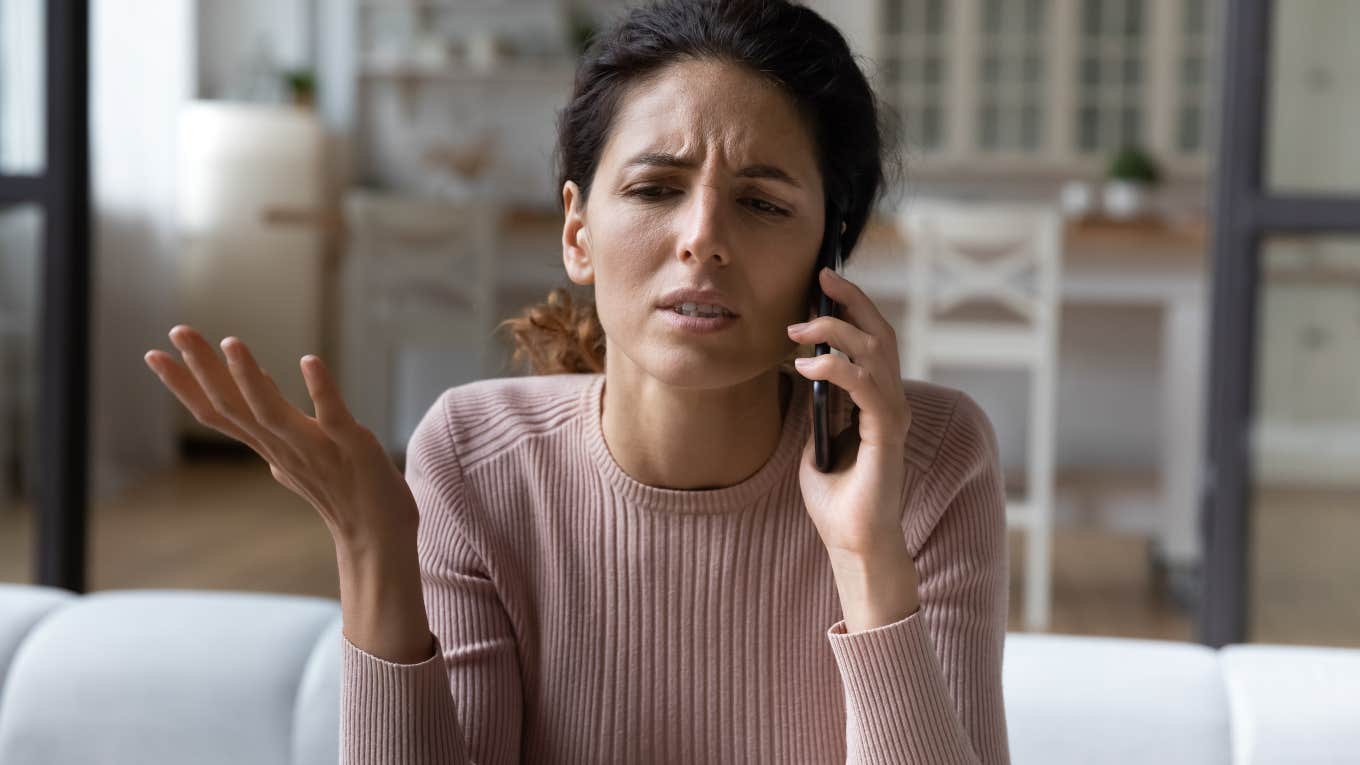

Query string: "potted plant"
[[1103, 145, 1162, 220], [282, 68, 316, 110], [567, 4, 599, 57]]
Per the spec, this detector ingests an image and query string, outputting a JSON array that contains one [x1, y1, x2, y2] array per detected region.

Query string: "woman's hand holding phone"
[[787, 267, 915, 559], [144, 325, 435, 662]]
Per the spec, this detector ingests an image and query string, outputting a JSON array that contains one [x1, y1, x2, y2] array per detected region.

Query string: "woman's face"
[[562, 57, 826, 390]]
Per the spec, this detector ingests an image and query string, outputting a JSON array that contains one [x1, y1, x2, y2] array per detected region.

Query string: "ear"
[[562, 181, 594, 286]]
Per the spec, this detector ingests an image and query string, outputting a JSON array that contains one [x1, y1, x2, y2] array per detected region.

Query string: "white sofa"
[[0, 583, 1357, 764]]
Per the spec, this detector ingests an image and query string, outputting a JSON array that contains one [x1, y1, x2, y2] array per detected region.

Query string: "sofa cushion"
[[0, 589, 340, 765], [1003, 632, 1232, 765], [1220, 644, 1360, 764], [0, 584, 75, 695]]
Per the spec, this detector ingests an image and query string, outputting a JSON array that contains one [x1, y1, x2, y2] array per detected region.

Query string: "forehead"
[[600, 58, 821, 182]]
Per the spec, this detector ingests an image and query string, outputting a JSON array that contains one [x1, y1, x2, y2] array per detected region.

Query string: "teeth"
[[673, 302, 731, 318]]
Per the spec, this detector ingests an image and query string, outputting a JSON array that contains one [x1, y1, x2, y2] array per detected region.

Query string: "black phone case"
[[812, 204, 843, 473]]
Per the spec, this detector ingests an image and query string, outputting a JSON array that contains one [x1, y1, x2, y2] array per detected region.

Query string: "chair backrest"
[[896, 199, 1064, 378], [340, 190, 502, 452], [343, 190, 499, 341], [899, 200, 1063, 326]]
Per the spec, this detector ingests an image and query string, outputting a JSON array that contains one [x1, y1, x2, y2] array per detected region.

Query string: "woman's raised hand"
[[143, 325, 419, 552]]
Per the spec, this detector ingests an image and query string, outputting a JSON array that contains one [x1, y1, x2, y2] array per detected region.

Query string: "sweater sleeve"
[[341, 391, 523, 765], [824, 390, 1011, 765]]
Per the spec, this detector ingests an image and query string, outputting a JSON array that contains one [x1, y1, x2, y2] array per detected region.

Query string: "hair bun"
[[499, 287, 607, 375]]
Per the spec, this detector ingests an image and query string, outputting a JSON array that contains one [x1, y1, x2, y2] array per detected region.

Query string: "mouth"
[[657, 304, 739, 333], [662, 302, 739, 319]]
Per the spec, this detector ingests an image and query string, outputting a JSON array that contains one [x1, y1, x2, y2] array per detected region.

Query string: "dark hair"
[[500, 0, 900, 375]]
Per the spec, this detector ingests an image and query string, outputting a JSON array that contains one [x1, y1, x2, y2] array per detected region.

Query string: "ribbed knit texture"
[[341, 368, 1010, 764]]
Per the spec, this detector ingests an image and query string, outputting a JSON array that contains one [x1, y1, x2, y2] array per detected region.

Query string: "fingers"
[[794, 353, 907, 447], [164, 326, 306, 465], [144, 348, 272, 457], [787, 315, 883, 368], [220, 337, 331, 449], [300, 354, 358, 436], [815, 267, 898, 342]]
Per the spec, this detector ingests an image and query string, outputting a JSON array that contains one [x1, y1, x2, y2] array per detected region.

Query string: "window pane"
[[1021, 105, 1041, 149], [1178, 105, 1201, 152], [984, 54, 1001, 84], [1083, 0, 1103, 36], [924, 54, 943, 84], [0, 0, 46, 175], [1125, 0, 1144, 37], [1250, 236, 1360, 647], [984, 0, 1003, 34], [1266, 0, 1360, 194], [1081, 55, 1102, 87], [879, 1, 950, 154], [1026, 0, 1045, 32], [883, 0, 903, 34], [922, 105, 942, 148], [926, 0, 945, 34], [1185, 0, 1207, 36], [0, 204, 43, 584], [1079, 106, 1100, 150], [1120, 106, 1141, 144], [1076, 0, 1147, 155], [1123, 57, 1141, 86], [980, 103, 1000, 148], [1181, 56, 1203, 86]]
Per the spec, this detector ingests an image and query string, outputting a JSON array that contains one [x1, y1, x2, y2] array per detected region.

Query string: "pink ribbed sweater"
[[341, 368, 1010, 764]]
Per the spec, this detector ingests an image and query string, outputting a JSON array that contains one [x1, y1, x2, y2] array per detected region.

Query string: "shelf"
[[358, 0, 554, 10], [360, 60, 574, 84]]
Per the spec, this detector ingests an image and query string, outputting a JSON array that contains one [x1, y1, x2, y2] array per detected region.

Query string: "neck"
[[599, 361, 793, 491]]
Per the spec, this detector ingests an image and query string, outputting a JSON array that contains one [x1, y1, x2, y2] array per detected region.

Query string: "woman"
[[144, 1, 1010, 762]]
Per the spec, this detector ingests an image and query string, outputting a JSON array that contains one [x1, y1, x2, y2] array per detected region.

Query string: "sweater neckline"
[[581, 367, 810, 514]]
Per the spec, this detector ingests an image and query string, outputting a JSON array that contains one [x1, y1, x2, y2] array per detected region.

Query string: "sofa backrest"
[[3, 584, 1359, 764], [0, 584, 341, 765]]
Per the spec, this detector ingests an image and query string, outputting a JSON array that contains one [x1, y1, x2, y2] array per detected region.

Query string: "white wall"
[[89, 0, 197, 498], [196, 0, 313, 101]]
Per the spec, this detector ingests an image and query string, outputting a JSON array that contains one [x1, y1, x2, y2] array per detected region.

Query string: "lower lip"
[[658, 307, 739, 333]]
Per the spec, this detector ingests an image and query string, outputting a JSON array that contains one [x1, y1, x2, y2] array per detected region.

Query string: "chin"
[[644, 351, 785, 390]]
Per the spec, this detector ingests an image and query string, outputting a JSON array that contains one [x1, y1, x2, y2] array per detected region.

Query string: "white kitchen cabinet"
[[176, 102, 327, 442], [1254, 238, 1360, 488], [876, 0, 1217, 177]]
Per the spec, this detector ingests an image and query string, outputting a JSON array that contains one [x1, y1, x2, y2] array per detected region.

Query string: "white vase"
[[1103, 180, 1149, 220], [1058, 180, 1095, 219]]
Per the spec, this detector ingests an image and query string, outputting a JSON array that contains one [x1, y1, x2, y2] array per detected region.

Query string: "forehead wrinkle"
[[603, 60, 819, 190]]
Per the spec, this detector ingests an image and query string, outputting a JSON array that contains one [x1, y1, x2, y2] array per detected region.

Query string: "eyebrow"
[[622, 152, 802, 188]]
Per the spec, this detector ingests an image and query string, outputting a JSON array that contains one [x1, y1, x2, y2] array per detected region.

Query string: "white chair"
[[340, 190, 500, 455], [897, 201, 1064, 632]]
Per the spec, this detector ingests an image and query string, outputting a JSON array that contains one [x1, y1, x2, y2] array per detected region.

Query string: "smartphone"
[[811, 202, 844, 473]]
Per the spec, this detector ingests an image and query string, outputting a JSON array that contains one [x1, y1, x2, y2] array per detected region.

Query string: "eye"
[[745, 198, 790, 216], [627, 185, 675, 201]]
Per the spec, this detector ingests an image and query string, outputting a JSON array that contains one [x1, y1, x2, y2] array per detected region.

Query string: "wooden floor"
[[2, 453, 1355, 646]]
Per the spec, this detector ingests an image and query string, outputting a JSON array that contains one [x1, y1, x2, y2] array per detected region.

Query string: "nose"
[[675, 184, 730, 267]]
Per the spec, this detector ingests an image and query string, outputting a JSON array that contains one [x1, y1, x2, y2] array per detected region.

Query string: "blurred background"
[[1, 0, 1356, 648]]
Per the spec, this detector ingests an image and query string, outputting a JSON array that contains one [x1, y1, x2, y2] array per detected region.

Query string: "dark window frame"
[[0, 0, 91, 591], [1200, 0, 1360, 646]]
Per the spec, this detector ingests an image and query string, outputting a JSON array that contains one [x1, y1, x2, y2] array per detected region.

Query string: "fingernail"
[[787, 322, 810, 334], [794, 357, 813, 368], [823, 267, 843, 280]]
